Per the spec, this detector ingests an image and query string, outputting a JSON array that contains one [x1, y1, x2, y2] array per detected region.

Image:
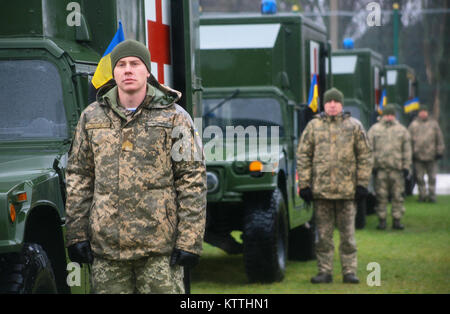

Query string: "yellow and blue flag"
[[92, 21, 125, 89], [308, 74, 319, 113], [404, 97, 420, 113], [378, 89, 387, 115]]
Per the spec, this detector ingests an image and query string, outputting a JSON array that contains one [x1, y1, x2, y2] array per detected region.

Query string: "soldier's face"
[[418, 110, 428, 120], [383, 114, 396, 122], [324, 100, 343, 116], [114, 56, 150, 94]]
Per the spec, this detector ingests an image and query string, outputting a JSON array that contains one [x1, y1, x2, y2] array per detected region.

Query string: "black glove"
[[436, 153, 443, 160], [170, 248, 199, 268], [299, 187, 313, 203], [68, 241, 94, 264], [402, 169, 409, 178], [355, 185, 368, 201], [372, 168, 378, 177]]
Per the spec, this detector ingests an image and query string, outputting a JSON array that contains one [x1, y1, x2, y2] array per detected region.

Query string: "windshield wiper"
[[203, 89, 240, 117]]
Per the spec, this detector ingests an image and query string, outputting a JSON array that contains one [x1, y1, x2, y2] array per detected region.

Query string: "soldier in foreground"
[[408, 105, 445, 203], [297, 88, 372, 284], [368, 104, 412, 230], [65, 40, 207, 293]]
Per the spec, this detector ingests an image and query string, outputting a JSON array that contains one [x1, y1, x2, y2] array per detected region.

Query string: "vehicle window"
[[0, 60, 67, 140], [203, 97, 284, 137]]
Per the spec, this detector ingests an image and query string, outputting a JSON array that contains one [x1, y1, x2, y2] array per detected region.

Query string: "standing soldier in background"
[[368, 104, 412, 230], [408, 105, 445, 203], [65, 40, 207, 293], [297, 88, 372, 284]]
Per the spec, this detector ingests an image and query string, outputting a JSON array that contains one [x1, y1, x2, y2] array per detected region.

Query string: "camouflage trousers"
[[314, 200, 357, 275], [414, 160, 437, 201], [91, 254, 184, 294], [374, 169, 405, 220]]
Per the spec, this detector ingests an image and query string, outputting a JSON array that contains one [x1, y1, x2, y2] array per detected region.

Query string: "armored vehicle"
[[199, 13, 331, 282], [0, 0, 201, 293]]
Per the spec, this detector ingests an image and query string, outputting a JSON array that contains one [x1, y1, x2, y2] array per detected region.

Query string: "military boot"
[[310, 273, 332, 284], [393, 219, 404, 230], [343, 273, 360, 284], [376, 219, 386, 230]]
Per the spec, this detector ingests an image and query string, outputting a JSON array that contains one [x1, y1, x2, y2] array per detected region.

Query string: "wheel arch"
[[24, 204, 70, 294]]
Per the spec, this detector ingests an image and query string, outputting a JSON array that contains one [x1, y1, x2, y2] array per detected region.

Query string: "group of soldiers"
[[64, 40, 445, 292], [296, 87, 445, 284]]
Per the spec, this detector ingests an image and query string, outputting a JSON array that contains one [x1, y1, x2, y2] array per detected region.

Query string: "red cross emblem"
[[147, 0, 171, 84]]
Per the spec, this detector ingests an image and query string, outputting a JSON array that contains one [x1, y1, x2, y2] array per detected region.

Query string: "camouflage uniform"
[[408, 116, 445, 201], [368, 119, 412, 220], [297, 112, 372, 276], [65, 82, 206, 293]]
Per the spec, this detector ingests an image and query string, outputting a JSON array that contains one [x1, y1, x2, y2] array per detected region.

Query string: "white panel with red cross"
[[145, 0, 172, 86]]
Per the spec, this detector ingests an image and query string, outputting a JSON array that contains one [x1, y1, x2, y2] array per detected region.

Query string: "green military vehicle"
[[331, 45, 384, 228], [331, 47, 383, 130], [199, 12, 331, 283], [0, 0, 201, 293], [384, 62, 418, 125]]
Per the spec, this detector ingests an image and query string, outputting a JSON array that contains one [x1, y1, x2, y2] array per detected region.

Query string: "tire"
[[0, 243, 57, 294], [355, 198, 367, 229], [288, 220, 316, 261], [243, 189, 288, 283]]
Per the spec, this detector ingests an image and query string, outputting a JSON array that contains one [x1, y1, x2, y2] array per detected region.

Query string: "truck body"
[[199, 12, 331, 282], [384, 63, 418, 125], [331, 48, 383, 130], [0, 0, 201, 293]]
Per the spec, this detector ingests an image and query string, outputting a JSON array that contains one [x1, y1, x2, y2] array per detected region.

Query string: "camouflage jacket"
[[408, 117, 445, 162], [65, 82, 207, 260], [368, 119, 412, 171], [296, 112, 372, 200]]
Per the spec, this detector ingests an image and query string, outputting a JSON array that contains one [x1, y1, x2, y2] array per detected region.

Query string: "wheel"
[[0, 243, 57, 294], [243, 189, 288, 283], [355, 198, 367, 229], [288, 220, 316, 261]]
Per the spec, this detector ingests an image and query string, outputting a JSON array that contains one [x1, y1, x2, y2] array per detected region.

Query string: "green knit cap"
[[324, 88, 344, 104], [382, 104, 396, 116], [111, 39, 152, 75], [419, 104, 429, 112]]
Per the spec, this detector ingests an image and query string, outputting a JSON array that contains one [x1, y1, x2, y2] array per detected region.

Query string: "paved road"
[[412, 174, 450, 195]]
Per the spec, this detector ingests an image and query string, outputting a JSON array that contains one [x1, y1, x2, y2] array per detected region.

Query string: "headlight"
[[206, 171, 219, 193]]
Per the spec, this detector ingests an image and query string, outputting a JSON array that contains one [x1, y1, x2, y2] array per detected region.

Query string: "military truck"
[[330, 46, 384, 228], [199, 13, 331, 283], [384, 62, 418, 126], [0, 0, 201, 293]]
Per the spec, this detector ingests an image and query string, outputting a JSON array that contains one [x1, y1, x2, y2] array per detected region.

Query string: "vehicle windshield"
[[203, 97, 284, 136], [0, 60, 67, 141]]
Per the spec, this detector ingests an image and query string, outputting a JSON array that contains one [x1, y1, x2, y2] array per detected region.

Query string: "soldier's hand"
[[355, 185, 368, 201], [170, 248, 199, 268], [68, 241, 94, 264], [372, 168, 378, 177], [299, 187, 313, 203], [402, 169, 409, 178]]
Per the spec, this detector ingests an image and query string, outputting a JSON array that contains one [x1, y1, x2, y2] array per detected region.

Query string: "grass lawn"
[[191, 195, 450, 294]]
